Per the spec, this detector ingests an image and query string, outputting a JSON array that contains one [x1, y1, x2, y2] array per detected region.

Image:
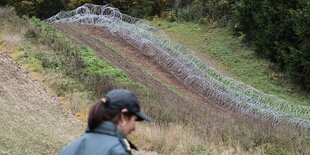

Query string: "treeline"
[[0, 0, 174, 19], [0, 0, 65, 19], [232, 0, 310, 91], [171, 0, 310, 91], [1, 0, 309, 91]]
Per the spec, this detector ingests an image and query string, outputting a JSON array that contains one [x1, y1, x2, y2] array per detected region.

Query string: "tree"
[[5, 0, 65, 19], [232, 0, 310, 91]]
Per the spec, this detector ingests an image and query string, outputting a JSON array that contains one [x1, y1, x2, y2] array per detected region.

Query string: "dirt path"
[[0, 51, 84, 154], [54, 24, 225, 116]]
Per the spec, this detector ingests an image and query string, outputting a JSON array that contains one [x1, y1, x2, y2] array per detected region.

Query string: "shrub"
[[176, 1, 204, 21], [4, 0, 65, 19], [232, 0, 310, 91], [174, 0, 233, 24]]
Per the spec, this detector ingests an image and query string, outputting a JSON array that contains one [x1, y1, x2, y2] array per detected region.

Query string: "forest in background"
[[1, 0, 309, 92]]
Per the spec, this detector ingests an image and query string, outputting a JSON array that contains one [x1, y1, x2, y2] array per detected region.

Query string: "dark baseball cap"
[[106, 89, 151, 121]]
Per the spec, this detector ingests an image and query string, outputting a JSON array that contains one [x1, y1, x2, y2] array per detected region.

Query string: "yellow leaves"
[[21, 0, 44, 6], [271, 72, 282, 80], [219, 0, 229, 6], [203, 16, 209, 22], [238, 32, 246, 41], [21, 0, 33, 5], [209, 18, 218, 25], [202, 16, 218, 25], [234, 22, 240, 29], [68, 0, 92, 9]]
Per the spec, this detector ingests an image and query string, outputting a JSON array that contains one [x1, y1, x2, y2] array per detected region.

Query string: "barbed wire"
[[45, 3, 310, 128]]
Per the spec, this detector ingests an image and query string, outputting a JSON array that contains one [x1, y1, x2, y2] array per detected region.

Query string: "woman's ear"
[[120, 108, 129, 122], [121, 108, 128, 113]]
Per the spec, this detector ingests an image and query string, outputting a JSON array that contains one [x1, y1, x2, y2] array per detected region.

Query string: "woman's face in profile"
[[120, 115, 137, 136]]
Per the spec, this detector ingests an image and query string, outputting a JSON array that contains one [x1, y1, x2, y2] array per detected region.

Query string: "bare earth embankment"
[[54, 24, 224, 113], [0, 51, 84, 154]]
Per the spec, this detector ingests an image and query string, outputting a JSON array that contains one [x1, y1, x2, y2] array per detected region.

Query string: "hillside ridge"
[[0, 51, 84, 154]]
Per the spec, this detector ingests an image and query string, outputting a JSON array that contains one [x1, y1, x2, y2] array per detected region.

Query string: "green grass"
[[79, 46, 128, 83], [16, 45, 84, 94], [150, 19, 310, 106], [1, 8, 309, 154], [8, 17, 147, 121], [26, 17, 146, 97]]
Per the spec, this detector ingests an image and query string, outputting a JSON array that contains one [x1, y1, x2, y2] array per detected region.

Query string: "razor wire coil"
[[45, 3, 310, 128]]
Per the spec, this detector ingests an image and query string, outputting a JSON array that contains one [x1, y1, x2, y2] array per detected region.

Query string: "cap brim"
[[135, 112, 151, 121]]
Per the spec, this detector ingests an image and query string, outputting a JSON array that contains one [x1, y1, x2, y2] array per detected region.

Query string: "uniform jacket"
[[60, 121, 132, 155]]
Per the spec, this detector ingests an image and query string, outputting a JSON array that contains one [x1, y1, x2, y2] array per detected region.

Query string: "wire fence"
[[45, 3, 310, 128]]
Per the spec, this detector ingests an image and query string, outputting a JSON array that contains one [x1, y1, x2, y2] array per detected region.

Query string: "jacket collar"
[[85, 121, 138, 150], [86, 121, 125, 138]]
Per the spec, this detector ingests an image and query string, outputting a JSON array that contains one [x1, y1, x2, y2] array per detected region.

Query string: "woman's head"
[[88, 89, 151, 136]]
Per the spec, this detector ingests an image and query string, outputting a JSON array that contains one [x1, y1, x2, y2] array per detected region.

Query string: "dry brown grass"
[[130, 122, 265, 155], [0, 7, 85, 154], [1, 6, 309, 155], [0, 48, 84, 155], [135, 123, 206, 154], [0, 7, 25, 49]]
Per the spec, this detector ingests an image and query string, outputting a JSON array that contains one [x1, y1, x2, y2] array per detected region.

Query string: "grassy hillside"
[[0, 7, 309, 155], [0, 8, 84, 154], [151, 19, 310, 107]]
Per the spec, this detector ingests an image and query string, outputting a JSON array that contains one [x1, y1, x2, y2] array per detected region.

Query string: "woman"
[[61, 89, 151, 155]]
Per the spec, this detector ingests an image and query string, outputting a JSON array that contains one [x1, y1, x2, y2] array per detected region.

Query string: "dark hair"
[[88, 97, 135, 130]]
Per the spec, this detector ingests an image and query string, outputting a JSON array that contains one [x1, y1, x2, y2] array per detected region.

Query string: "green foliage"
[[191, 144, 207, 155], [66, 0, 174, 18], [151, 20, 310, 154], [232, 0, 310, 91], [151, 19, 310, 106], [17, 46, 85, 96], [116, 0, 175, 17], [78, 46, 128, 82], [2, 7, 309, 154], [175, 1, 204, 22], [126, 0, 154, 18], [166, 11, 177, 22], [173, 0, 233, 24], [15, 47, 43, 72], [2, 0, 175, 19], [5, 0, 65, 19], [28, 17, 140, 96], [161, 0, 310, 91]]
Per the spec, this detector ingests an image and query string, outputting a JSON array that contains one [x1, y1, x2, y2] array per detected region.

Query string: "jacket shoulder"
[[60, 133, 131, 155]]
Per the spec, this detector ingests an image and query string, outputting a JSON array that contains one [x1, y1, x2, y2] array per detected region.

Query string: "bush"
[[176, 1, 204, 21], [174, 0, 233, 24], [4, 0, 65, 19], [166, 11, 178, 22], [232, 0, 310, 91]]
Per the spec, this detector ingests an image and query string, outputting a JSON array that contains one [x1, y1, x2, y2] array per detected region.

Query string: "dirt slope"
[[0, 51, 84, 154], [54, 24, 225, 114]]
